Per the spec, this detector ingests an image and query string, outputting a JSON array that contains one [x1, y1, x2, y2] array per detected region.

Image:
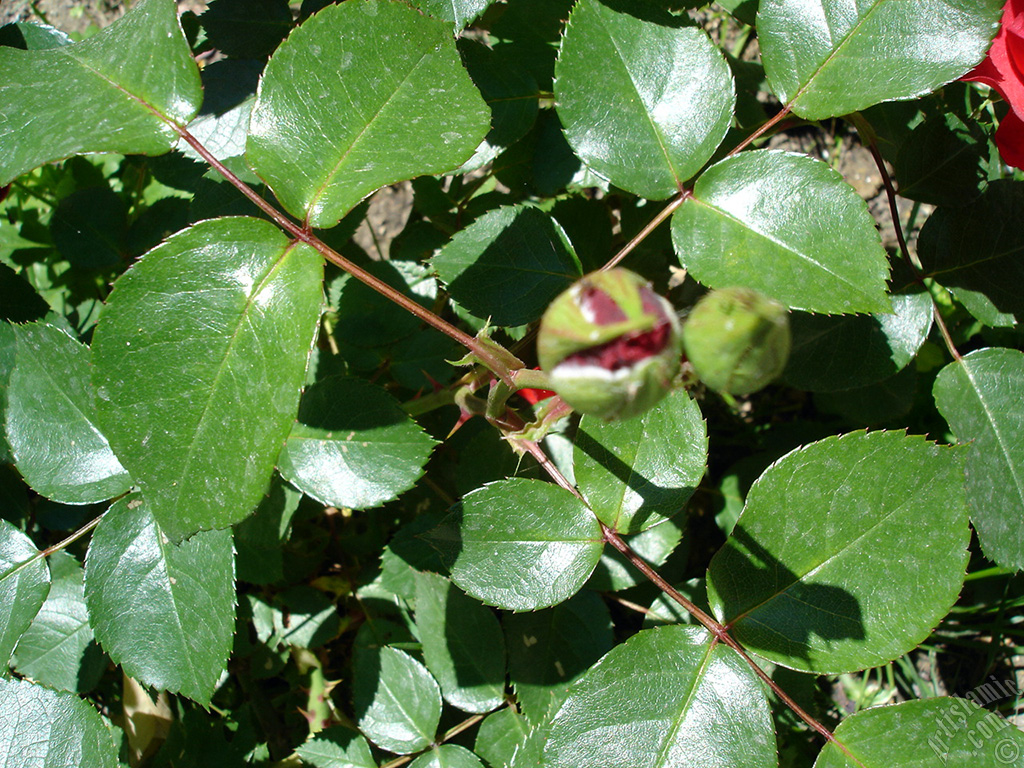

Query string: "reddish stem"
[[170, 125, 519, 384]]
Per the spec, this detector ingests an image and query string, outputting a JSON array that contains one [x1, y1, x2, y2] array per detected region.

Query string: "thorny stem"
[[170, 96, 858, 756], [171, 125, 521, 386], [848, 113, 963, 363], [602, 520, 840, 746]]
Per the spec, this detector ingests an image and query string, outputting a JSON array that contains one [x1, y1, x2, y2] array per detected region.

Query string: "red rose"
[[963, 0, 1024, 169]]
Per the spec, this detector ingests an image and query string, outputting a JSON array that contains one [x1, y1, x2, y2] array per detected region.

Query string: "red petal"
[[995, 108, 1024, 169], [964, 0, 1024, 121]]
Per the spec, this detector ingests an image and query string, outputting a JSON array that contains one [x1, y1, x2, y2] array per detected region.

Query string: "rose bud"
[[682, 287, 790, 396], [537, 268, 683, 420]]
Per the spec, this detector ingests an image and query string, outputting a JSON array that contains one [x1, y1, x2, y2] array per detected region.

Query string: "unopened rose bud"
[[682, 287, 790, 396], [537, 268, 682, 420]]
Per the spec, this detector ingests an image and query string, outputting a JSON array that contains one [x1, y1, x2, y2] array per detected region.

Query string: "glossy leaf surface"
[[0, 519, 50, 667], [84, 495, 235, 705], [409, 745, 485, 768], [414, 571, 506, 714], [7, 323, 131, 504], [759, 0, 1002, 119], [247, 0, 490, 228], [555, 0, 734, 198], [543, 625, 776, 768], [432, 205, 582, 327], [707, 431, 969, 674], [672, 151, 890, 313], [934, 348, 1024, 570], [918, 181, 1024, 325], [0, 0, 201, 185], [0, 677, 118, 768], [574, 387, 706, 533], [278, 375, 436, 509], [814, 697, 1024, 767], [12, 551, 103, 693], [411, 0, 492, 32], [783, 291, 933, 392], [353, 645, 442, 754], [92, 217, 323, 540], [433, 478, 604, 611], [294, 727, 377, 768]]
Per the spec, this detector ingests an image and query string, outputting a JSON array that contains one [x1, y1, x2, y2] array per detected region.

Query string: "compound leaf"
[[84, 495, 235, 705], [707, 431, 970, 674], [0, 0, 201, 185], [92, 217, 323, 541], [247, 0, 490, 228]]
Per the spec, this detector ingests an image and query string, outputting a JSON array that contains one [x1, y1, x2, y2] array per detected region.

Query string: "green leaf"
[[585, 518, 685, 592], [409, 745, 485, 768], [234, 474, 301, 585], [933, 348, 1024, 571], [458, 40, 540, 172], [782, 291, 933, 392], [353, 645, 442, 755], [7, 323, 131, 504], [272, 586, 340, 649], [0, 0, 202, 185], [295, 727, 377, 768], [432, 478, 604, 611], [0, 677, 118, 768], [543, 625, 776, 768], [0, 322, 14, 464], [758, 0, 1003, 120], [672, 151, 891, 313], [707, 431, 970, 674], [247, 0, 490, 228], [573, 387, 706, 534], [814, 697, 1024, 767], [278, 375, 437, 510], [918, 180, 1024, 326], [411, 0, 492, 32], [84, 495, 235, 705], [505, 590, 613, 725], [894, 113, 989, 207], [414, 571, 506, 714], [432, 205, 583, 327], [554, 0, 734, 199], [49, 187, 128, 270], [475, 707, 530, 768], [12, 551, 104, 693], [91, 217, 323, 541], [0, 519, 50, 667]]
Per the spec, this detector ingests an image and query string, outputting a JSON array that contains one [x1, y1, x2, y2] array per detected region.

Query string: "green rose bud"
[[537, 268, 682, 420], [682, 287, 790, 396]]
